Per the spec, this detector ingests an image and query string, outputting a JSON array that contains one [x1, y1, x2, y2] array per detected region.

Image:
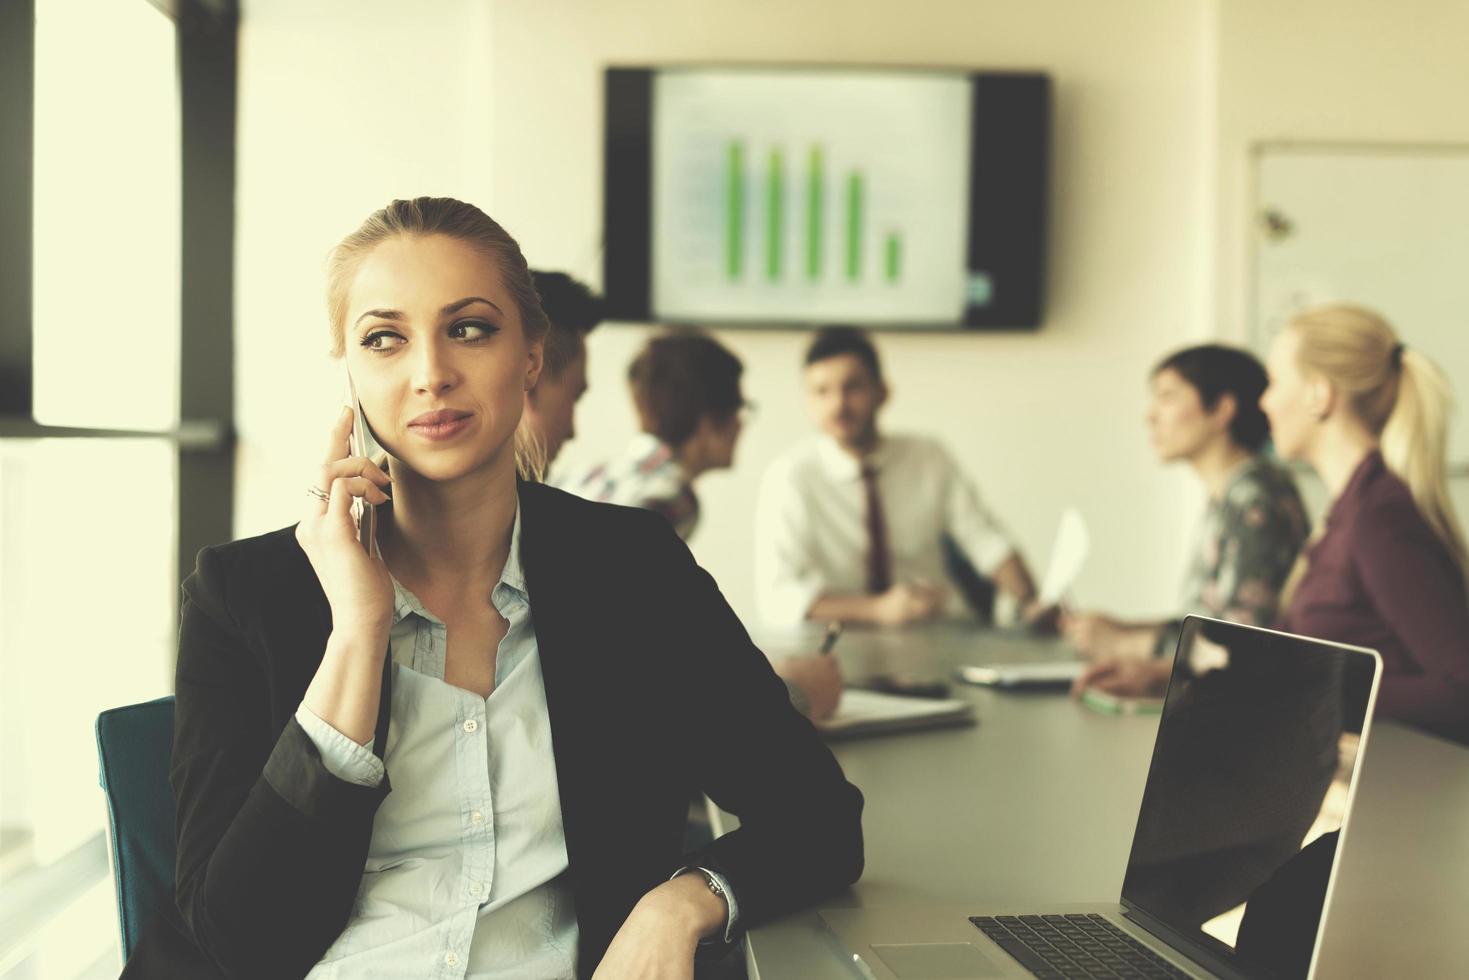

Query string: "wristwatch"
[[670, 865, 738, 943], [680, 866, 726, 902]]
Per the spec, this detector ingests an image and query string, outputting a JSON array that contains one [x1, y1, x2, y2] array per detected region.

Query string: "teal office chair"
[[95, 695, 176, 961]]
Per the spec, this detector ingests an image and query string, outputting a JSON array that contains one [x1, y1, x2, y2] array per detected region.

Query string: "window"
[[0, 1, 236, 975], [32, 0, 182, 431]]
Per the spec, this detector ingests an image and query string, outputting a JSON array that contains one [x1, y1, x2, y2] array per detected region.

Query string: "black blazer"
[[124, 482, 864, 979]]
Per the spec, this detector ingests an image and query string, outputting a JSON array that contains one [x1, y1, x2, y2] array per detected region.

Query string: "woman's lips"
[[408, 413, 473, 441]]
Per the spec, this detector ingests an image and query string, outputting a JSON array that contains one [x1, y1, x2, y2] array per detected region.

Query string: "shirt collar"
[[1211, 453, 1265, 502], [387, 500, 527, 625], [627, 431, 676, 472], [814, 433, 888, 482]]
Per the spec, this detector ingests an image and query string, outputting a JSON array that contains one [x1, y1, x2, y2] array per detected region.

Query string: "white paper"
[[816, 689, 971, 735], [1038, 507, 1090, 606]]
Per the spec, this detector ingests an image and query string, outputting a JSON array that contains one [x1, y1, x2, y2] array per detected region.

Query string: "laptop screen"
[[1120, 617, 1380, 979]]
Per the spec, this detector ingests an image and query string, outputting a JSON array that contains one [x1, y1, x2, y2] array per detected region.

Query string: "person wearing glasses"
[[560, 329, 748, 542]]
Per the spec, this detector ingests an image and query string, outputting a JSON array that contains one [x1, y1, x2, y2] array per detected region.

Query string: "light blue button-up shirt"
[[294, 506, 736, 978], [298, 507, 576, 979]]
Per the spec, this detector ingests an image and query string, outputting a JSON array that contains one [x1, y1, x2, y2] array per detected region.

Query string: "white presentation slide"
[[650, 69, 972, 325]]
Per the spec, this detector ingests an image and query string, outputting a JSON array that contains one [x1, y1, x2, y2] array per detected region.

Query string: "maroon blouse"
[[1279, 451, 1469, 744]]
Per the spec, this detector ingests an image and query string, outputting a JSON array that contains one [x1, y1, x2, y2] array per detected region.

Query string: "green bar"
[[726, 141, 743, 280], [885, 232, 901, 282], [845, 171, 863, 281], [766, 148, 784, 281], [806, 146, 823, 280]]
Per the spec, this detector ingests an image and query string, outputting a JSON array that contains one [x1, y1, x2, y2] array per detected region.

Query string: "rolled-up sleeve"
[[171, 545, 391, 978], [940, 446, 1013, 576], [295, 703, 385, 789], [754, 464, 827, 626]]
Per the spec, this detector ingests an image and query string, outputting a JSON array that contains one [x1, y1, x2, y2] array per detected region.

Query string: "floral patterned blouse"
[[1158, 455, 1309, 655]]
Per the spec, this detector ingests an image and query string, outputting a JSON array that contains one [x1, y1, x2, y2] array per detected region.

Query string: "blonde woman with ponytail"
[[1261, 303, 1469, 745], [128, 199, 863, 980]]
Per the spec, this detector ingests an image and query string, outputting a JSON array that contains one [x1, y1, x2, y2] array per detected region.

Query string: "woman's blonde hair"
[[1289, 303, 1466, 572], [326, 197, 549, 481]]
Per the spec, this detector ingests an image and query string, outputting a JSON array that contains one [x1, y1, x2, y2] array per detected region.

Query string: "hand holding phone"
[[345, 373, 378, 557]]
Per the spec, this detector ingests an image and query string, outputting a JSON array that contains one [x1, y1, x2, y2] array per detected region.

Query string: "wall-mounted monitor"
[[604, 65, 1050, 330]]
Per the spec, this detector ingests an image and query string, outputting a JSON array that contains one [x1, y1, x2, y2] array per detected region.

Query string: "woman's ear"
[[1307, 375, 1335, 422], [1209, 392, 1238, 433], [525, 339, 544, 391]]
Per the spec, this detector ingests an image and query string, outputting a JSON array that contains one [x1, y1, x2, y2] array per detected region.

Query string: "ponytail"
[[1381, 348, 1467, 572], [1290, 304, 1467, 575]]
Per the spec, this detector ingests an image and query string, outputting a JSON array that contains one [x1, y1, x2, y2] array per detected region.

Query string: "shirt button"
[[469, 881, 482, 896], [470, 810, 484, 824], [462, 719, 478, 734], [444, 951, 459, 966]]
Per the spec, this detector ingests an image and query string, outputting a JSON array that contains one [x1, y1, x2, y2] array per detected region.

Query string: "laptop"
[[821, 616, 1382, 980]]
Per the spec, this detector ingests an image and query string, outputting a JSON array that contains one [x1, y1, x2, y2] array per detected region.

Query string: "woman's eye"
[[450, 320, 499, 341], [361, 330, 406, 351]]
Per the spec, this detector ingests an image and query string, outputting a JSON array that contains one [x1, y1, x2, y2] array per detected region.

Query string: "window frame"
[[0, 0, 239, 597]]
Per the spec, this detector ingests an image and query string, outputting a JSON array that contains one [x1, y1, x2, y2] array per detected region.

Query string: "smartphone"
[[344, 372, 378, 557]]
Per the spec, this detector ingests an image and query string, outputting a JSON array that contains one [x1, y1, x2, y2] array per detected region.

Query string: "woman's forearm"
[[302, 626, 390, 745]]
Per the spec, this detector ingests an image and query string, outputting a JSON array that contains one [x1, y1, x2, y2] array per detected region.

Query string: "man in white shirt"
[[756, 326, 1044, 628]]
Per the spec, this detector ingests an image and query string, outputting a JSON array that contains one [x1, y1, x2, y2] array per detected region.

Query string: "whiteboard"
[[1252, 143, 1469, 467]]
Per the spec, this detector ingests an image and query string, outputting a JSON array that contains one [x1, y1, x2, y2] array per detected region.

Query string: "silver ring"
[[306, 485, 329, 503]]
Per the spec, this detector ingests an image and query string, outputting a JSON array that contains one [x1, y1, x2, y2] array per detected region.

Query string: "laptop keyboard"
[[971, 913, 1192, 979]]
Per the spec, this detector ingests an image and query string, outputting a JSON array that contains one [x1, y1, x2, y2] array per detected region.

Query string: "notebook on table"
[[816, 689, 975, 740]]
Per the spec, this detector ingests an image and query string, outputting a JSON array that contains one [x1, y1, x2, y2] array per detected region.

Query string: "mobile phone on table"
[[344, 372, 378, 557]]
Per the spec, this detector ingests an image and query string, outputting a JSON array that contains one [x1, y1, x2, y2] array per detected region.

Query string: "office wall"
[[233, 0, 1218, 625], [1213, 0, 1469, 339], [490, 0, 1216, 621], [233, 0, 496, 540], [1213, 0, 1469, 525]]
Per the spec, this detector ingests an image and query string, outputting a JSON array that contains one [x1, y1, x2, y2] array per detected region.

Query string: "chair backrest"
[[941, 535, 997, 624], [96, 695, 176, 962]]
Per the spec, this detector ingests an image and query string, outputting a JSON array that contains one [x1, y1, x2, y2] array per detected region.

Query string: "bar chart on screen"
[[722, 141, 903, 287], [651, 69, 972, 324]]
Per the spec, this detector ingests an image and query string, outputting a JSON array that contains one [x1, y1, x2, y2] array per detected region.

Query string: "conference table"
[[712, 623, 1469, 979]]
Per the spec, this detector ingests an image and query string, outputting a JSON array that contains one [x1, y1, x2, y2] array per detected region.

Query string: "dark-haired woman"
[[1063, 344, 1309, 660]]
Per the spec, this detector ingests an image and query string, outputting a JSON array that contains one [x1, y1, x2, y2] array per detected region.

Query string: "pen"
[[819, 621, 844, 655]]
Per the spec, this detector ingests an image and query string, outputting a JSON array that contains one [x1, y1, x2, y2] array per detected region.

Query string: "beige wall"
[[494, 0, 1216, 622], [1214, 0, 1469, 338], [234, 0, 1462, 626], [234, 0, 497, 540], [1212, 0, 1469, 524]]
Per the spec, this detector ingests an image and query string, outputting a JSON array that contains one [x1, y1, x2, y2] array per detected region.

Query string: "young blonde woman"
[[1077, 304, 1469, 746], [124, 198, 863, 979], [1264, 304, 1469, 744]]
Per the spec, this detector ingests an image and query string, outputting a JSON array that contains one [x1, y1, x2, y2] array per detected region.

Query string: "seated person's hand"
[[592, 874, 717, 980], [1070, 656, 1171, 700], [874, 580, 946, 626], [1020, 598, 1061, 634], [1061, 610, 1137, 659], [774, 653, 843, 721]]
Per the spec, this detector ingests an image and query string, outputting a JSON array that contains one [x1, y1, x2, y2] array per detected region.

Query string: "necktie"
[[861, 464, 892, 594]]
